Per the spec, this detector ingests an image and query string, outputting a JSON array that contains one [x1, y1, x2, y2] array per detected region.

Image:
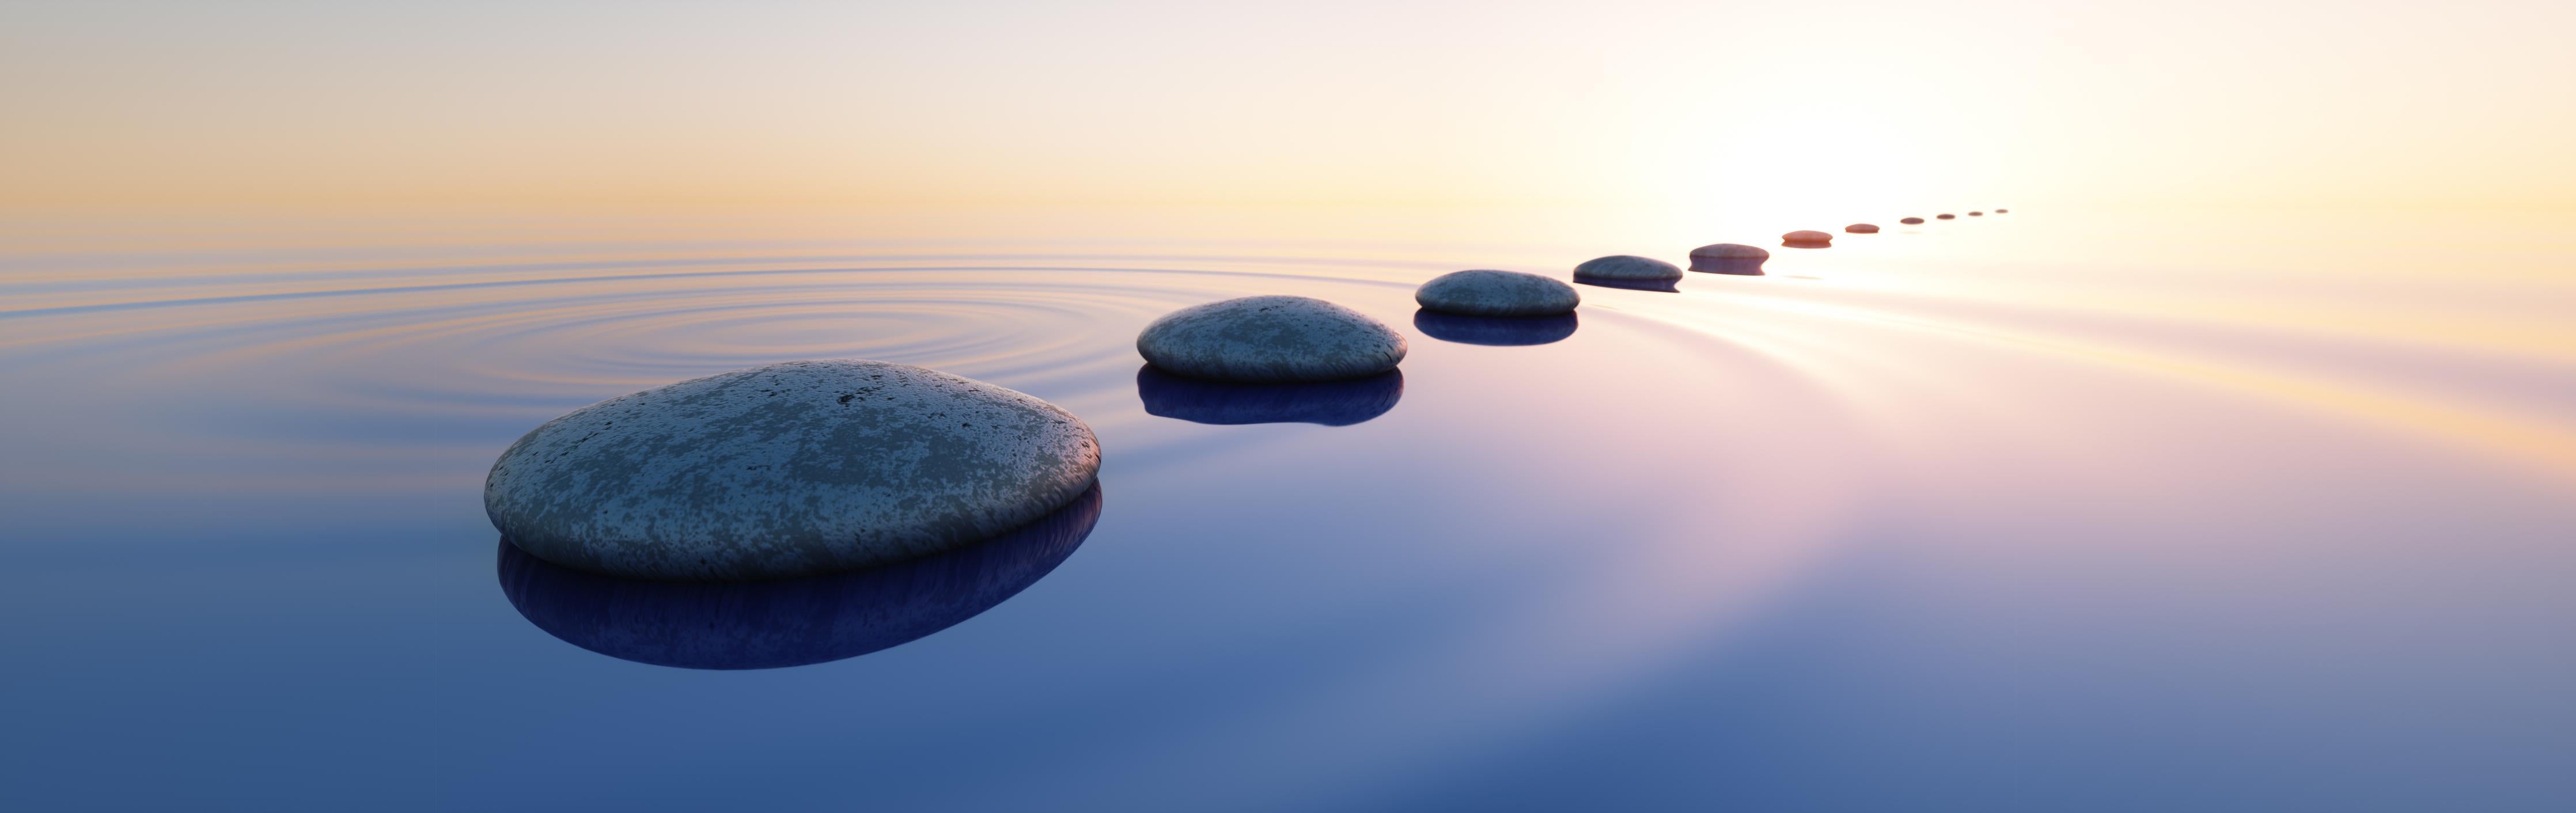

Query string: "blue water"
[[4, 209, 2574, 810]]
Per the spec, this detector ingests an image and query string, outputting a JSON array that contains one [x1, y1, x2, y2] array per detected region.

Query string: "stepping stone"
[[1137, 295, 1407, 383], [1689, 243, 1770, 275], [1414, 269, 1581, 317], [486, 360, 1103, 581], [1573, 255, 1685, 284]]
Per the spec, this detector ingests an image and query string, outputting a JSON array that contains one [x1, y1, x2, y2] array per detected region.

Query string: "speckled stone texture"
[[1846, 223, 1880, 233], [1688, 243, 1769, 275], [1573, 255, 1684, 283], [1782, 230, 1835, 246], [1136, 295, 1407, 383], [1414, 269, 1581, 317], [484, 359, 1101, 581], [1901, 216, 1926, 225]]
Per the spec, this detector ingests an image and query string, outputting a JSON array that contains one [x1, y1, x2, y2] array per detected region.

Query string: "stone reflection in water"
[[496, 483, 1102, 670], [1570, 276, 1680, 293], [1135, 365, 1403, 426], [1412, 309, 1579, 347]]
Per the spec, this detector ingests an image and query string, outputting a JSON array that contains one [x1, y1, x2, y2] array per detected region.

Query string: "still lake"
[[4, 207, 2573, 811]]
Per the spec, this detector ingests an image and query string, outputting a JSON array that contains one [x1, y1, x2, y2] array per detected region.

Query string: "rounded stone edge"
[[1414, 269, 1581, 317], [1571, 255, 1684, 283], [1134, 295, 1410, 383], [483, 360, 1104, 582], [1689, 243, 1770, 260]]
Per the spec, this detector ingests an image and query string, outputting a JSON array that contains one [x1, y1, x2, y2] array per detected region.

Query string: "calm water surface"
[[3, 208, 2573, 811]]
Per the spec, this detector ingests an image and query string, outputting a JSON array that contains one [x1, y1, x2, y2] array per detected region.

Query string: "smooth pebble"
[[1137, 295, 1407, 383], [1573, 255, 1685, 283], [486, 360, 1102, 581], [1688, 243, 1770, 275], [1414, 269, 1581, 317]]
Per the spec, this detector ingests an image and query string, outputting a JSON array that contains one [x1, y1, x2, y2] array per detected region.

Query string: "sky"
[[4, 0, 2573, 218]]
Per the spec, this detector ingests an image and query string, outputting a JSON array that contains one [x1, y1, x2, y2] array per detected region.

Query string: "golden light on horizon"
[[3, 1, 2572, 218]]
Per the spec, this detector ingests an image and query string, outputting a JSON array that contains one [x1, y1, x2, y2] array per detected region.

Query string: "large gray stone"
[[1137, 295, 1407, 382], [484, 360, 1101, 581], [1688, 243, 1768, 275], [1573, 255, 1684, 282], [1414, 269, 1580, 317]]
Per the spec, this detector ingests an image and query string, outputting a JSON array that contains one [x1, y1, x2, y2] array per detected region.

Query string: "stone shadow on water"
[[1688, 259, 1767, 276], [497, 483, 1103, 670], [1135, 365, 1403, 426], [1571, 276, 1679, 293], [1412, 309, 1579, 346]]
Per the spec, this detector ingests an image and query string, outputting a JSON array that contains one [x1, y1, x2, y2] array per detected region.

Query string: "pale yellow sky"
[[4, 0, 2571, 216]]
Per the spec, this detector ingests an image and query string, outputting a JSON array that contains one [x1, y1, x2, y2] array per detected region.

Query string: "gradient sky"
[[5, 0, 2572, 216]]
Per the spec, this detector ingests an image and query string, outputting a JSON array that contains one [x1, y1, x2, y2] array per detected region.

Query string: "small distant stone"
[[1937, 214, 1957, 219], [1995, 208, 2009, 213], [1969, 211, 1984, 216], [1900, 216, 1926, 225], [486, 360, 1103, 581], [1782, 230, 1835, 247], [1573, 255, 1684, 283], [1688, 243, 1770, 275], [1845, 223, 1880, 234], [1414, 269, 1580, 317], [1138, 295, 1406, 383]]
